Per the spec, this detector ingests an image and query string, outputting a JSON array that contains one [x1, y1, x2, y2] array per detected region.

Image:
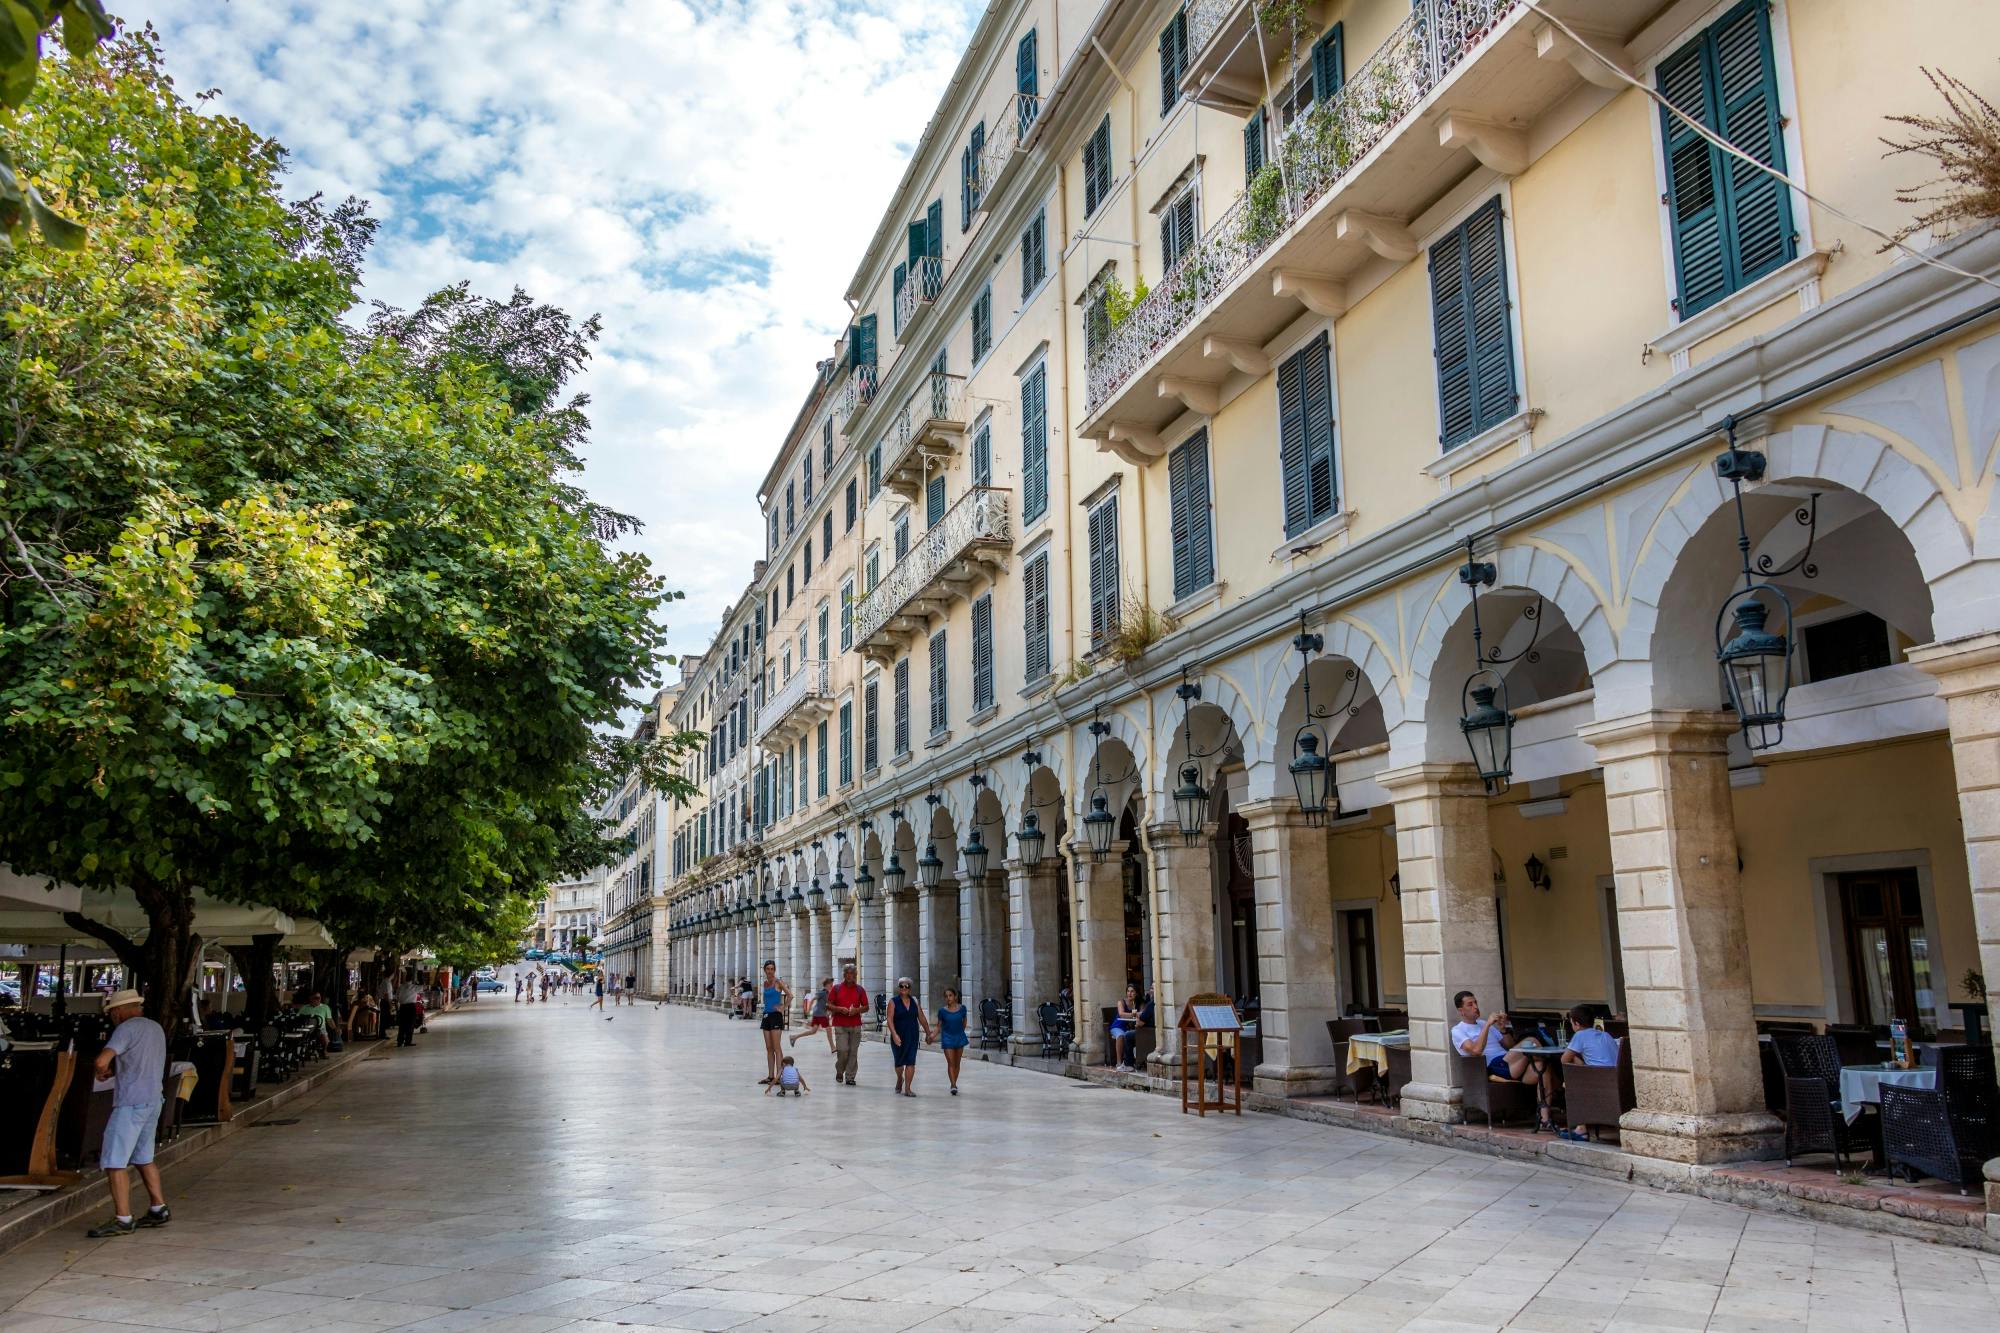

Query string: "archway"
[[962, 784, 1011, 1028], [1153, 692, 1247, 1043], [918, 798, 961, 1010], [1075, 732, 1142, 1065], [1009, 761, 1071, 1054]]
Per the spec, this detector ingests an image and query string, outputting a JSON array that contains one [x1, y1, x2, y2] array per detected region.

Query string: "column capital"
[[1375, 760, 1485, 799], [1234, 796, 1310, 829], [1144, 819, 1218, 847], [1577, 708, 1735, 757], [1067, 839, 1130, 861], [1908, 631, 2000, 695]]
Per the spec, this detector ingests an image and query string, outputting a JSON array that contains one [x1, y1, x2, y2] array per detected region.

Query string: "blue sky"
[[151, 0, 984, 683]]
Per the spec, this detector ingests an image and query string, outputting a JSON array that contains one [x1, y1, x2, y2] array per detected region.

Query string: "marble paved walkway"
[[5, 1001, 2000, 1332]]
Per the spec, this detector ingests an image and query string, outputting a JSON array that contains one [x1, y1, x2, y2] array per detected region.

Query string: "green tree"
[[2, 1, 113, 247]]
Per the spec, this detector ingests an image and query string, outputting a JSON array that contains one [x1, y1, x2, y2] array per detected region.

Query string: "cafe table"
[[1838, 1063, 1935, 1124], [1511, 1041, 1570, 1133], [1345, 1029, 1408, 1076]]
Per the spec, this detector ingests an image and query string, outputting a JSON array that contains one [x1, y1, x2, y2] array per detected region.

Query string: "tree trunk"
[[309, 948, 352, 1016], [224, 934, 282, 1030], [124, 878, 201, 1043]]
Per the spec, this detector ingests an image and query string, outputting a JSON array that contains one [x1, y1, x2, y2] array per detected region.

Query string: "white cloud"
[[151, 0, 982, 679]]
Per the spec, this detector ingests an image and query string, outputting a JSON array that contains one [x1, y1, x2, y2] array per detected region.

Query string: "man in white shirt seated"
[[1450, 989, 1536, 1085]]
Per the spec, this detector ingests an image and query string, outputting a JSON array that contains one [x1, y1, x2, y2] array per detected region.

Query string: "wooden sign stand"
[[0, 1048, 81, 1190], [1178, 993, 1243, 1116]]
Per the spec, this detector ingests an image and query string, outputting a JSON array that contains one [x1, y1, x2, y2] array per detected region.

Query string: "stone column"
[[1236, 799, 1339, 1096], [814, 906, 834, 991], [860, 895, 886, 1009], [1579, 710, 1780, 1163], [1009, 858, 1064, 1057], [1147, 819, 1218, 1068], [919, 878, 961, 1011], [888, 888, 920, 1002], [646, 902, 669, 996], [1073, 839, 1128, 1064], [1376, 763, 1502, 1122], [788, 909, 809, 993], [960, 868, 1007, 1018]]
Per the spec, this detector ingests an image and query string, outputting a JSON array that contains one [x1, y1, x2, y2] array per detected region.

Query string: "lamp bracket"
[[924, 793, 942, 808], [1459, 559, 1496, 588], [1022, 749, 1042, 767], [1293, 630, 1324, 656], [1175, 679, 1202, 704], [1087, 719, 1112, 739], [1715, 446, 1767, 484]]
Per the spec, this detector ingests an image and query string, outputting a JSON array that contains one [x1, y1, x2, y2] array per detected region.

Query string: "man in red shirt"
[[826, 962, 868, 1086]]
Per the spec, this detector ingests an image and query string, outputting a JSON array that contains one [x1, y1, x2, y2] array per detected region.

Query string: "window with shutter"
[[1658, 0, 1794, 318], [768, 511, 778, 553], [864, 680, 880, 770], [853, 314, 877, 369], [816, 720, 828, 798], [1428, 198, 1517, 450], [893, 659, 910, 756], [867, 443, 882, 497], [1017, 28, 1038, 102], [926, 475, 946, 528], [894, 513, 910, 560], [785, 482, 794, 534], [892, 263, 907, 335], [1021, 210, 1047, 297], [1159, 8, 1188, 115], [822, 513, 833, 561], [929, 629, 948, 735], [971, 286, 992, 362], [865, 547, 879, 592], [845, 479, 857, 531], [1311, 24, 1344, 104], [1024, 550, 1051, 682], [817, 604, 829, 662], [786, 566, 794, 605], [1161, 182, 1198, 270], [839, 700, 853, 785], [1243, 107, 1265, 179], [840, 577, 854, 650], [1087, 496, 1120, 645], [803, 541, 812, 581], [822, 418, 833, 471], [1020, 364, 1048, 522], [802, 452, 813, 504], [1084, 117, 1112, 216], [972, 593, 995, 712], [1085, 290, 1110, 362], [972, 422, 991, 488], [1169, 429, 1216, 599], [962, 122, 986, 229], [799, 737, 809, 806], [1276, 332, 1338, 535]]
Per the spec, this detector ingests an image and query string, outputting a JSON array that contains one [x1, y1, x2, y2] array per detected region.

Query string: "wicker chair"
[[1562, 1036, 1636, 1141], [1037, 1001, 1067, 1060], [978, 997, 1008, 1050], [1325, 1018, 1375, 1101], [1880, 1084, 1982, 1191], [1941, 1046, 1997, 1158], [1774, 1034, 1857, 1169], [1456, 1049, 1537, 1127], [1826, 1024, 1882, 1069], [1383, 1044, 1411, 1107]]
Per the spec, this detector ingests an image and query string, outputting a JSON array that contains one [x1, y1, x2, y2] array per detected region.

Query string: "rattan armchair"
[[1562, 1036, 1636, 1140]]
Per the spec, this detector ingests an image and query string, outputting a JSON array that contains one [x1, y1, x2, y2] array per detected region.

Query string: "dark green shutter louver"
[[1087, 497, 1118, 644], [972, 423, 991, 488], [1429, 198, 1515, 450], [854, 313, 876, 368], [1021, 365, 1048, 521], [1024, 551, 1051, 681], [1017, 28, 1037, 99], [1244, 107, 1265, 179], [864, 681, 879, 770], [926, 475, 945, 527], [1302, 334, 1336, 521], [1163, 187, 1197, 269], [1277, 345, 1309, 535], [969, 122, 984, 216], [1311, 24, 1344, 105], [893, 659, 910, 754], [817, 720, 828, 798], [1085, 116, 1111, 216], [972, 593, 994, 711], [929, 629, 947, 734], [1159, 9, 1187, 114], [1658, 0, 1794, 317], [961, 145, 974, 231], [1169, 429, 1214, 599], [839, 700, 853, 785], [892, 263, 907, 333]]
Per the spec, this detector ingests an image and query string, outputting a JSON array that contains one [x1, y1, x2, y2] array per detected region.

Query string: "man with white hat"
[[86, 989, 170, 1238]]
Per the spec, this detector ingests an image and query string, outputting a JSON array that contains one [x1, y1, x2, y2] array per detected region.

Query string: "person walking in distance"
[[85, 991, 170, 1237], [826, 963, 867, 1086], [513, 974, 523, 1003], [757, 960, 791, 1087], [932, 987, 970, 1095], [396, 976, 421, 1046], [790, 977, 834, 1055], [624, 972, 637, 1006], [887, 977, 934, 1097], [590, 972, 606, 1012]]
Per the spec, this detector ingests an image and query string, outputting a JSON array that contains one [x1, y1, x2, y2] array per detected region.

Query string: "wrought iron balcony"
[[881, 372, 967, 500], [894, 256, 945, 342], [853, 487, 1011, 661], [755, 659, 832, 748], [975, 94, 1045, 216], [1181, 0, 1264, 113], [1084, 0, 1657, 450], [838, 364, 878, 423]]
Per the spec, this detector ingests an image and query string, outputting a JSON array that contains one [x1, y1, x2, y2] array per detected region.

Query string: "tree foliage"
[[1, 1, 114, 247], [0, 32, 689, 1032]]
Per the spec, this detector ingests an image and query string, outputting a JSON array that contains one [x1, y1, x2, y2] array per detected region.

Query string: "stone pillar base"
[[1253, 1062, 1339, 1098], [1008, 1035, 1045, 1060], [1982, 1159, 2000, 1237], [1618, 1109, 1783, 1164], [1398, 1081, 1464, 1123]]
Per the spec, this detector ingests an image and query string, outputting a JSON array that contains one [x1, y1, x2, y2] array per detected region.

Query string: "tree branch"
[[60, 912, 144, 975]]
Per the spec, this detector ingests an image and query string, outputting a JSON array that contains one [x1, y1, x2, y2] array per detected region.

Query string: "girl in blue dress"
[[934, 987, 969, 1095], [888, 977, 933, 1096]]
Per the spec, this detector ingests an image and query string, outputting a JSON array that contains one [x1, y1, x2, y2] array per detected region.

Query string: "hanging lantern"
[[1172, 762, 1209, 844], [916, 841, 945, 890], [787, 882, 806, 913], [1460, 679, 1514, 793], [881, 849, 907, 896], [852, 861, 876, 903], [1083, 792, 1116, 860], [1289, 732, 1331, 826], [1717, 593, 1791, 745], [828, 869, 849, 909], [806, 877, 826, 910], [962, 828, 990, 881], [1016, 811, 1046, 869]]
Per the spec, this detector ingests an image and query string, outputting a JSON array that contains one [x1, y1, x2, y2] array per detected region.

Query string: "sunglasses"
[[898, 984, 911, 989]]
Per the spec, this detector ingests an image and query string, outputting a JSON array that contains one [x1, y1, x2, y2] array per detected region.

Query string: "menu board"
[[1191, 1004, 1240, 1030]]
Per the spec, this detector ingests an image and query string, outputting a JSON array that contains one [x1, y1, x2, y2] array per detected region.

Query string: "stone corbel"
[[1437, 112, 1529, 177], [1202, 335, 1270, 376], [1271, 269, 1348, 318], [1334, 210, 1417, 263], [1102, 422, 1166, 467], [1533, 20, 1634, 91], [1158, 376, 1222, 416]]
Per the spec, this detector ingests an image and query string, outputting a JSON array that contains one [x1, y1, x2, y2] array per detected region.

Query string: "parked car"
[[474, 978, 506, 993]]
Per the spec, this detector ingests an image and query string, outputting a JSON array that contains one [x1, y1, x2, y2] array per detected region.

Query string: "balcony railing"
[[1185, 0, 1234, 71], [853, 487, 1011, 656], [881, 371, 967, 499], [1087, 0, 1517, 416], [839, 364, 878, 423], [975, 93, 1044, 213], [755, 659, 831, 746], [895, 255, 945, 338]]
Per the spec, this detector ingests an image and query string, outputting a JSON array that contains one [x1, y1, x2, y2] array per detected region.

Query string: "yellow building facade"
[[662, 0, 2000, 1187]]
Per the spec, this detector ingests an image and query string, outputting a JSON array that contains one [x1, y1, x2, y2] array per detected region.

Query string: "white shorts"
[[101, 1101, 161, 1169]]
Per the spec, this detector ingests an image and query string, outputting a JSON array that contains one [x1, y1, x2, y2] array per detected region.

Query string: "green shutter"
[[1021, 365, 1048, 521], [1024, 552, 1050, 681], [972, 593, 994, 711], [926, 475, 945, 527], [1301, 332, 1337, 522], [1277, 344, 1311, 535], [1311, 24, 1344, 105], [929, 629, 947, 734], [972, 422, 991, 488], [961, 145, 973, 231], [1244, 107, 1265, 179], [1431, 199, 1515, 449], [1169, 429, 1213, 600], [855, 313, 877, 367], [1159, 10, 1187, 114], [1017, 28, 1037, 100], [1430, 220, 1474, 447], [1088, 497, 1118, 642]]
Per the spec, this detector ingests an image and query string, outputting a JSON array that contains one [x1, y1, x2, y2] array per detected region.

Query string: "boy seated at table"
[[1451, 990, 1537, 1084], [1561, 1005, 1619, 1069]]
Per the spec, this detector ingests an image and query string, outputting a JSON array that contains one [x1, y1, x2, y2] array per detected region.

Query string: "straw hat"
[[105, 989, 143, 1011]]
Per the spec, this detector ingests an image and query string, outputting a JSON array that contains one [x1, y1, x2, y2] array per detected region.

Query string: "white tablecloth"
[[1838, 1064, 1935, 1123]]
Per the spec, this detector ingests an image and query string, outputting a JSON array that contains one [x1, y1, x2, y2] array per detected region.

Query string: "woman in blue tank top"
[[758, 961, 791, 1087], [934, 987, 969, 1095]]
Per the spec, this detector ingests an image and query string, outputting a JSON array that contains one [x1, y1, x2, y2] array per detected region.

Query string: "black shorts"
[[760, 1012, 784, 1031]]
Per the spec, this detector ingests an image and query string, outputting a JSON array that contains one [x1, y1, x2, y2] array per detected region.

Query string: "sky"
[[151, 0, 985, 681]]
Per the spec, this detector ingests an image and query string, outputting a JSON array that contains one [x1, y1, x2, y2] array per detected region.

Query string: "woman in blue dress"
[[888, 977, 933, 1096], [933, 987, 969, 1095]]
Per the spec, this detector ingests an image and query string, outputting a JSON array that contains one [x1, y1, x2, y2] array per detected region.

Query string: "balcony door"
[[1838, 868, 1935, 1037]]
